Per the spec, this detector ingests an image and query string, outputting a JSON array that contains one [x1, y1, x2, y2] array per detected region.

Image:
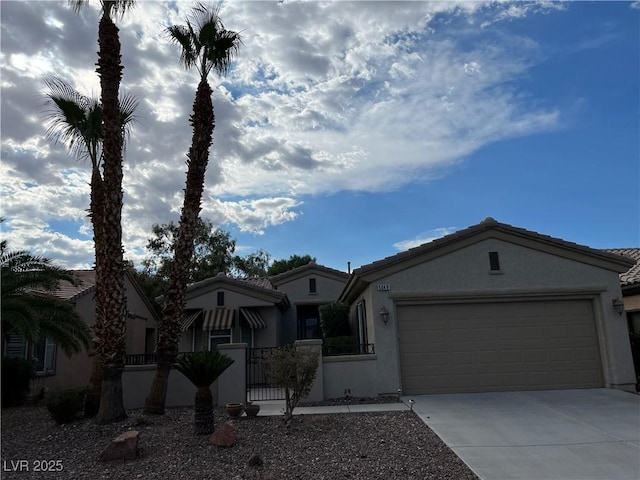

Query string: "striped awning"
[[181, 310, 202, 331], [202, 309, 234, 331], [240, 308, 267, 329]]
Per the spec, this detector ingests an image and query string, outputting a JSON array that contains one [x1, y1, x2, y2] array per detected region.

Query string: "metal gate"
[[246, 347, 285, 401]]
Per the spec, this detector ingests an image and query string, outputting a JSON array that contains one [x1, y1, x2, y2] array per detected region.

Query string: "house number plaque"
[[376, 284, 391, 291]]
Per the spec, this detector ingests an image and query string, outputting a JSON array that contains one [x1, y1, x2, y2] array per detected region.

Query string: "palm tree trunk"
[[144, 79, 214, 415], [85, 168, 105, 417], [94, 11, 127, 424], [194, 385, 214, 435], [142, 352, 172, 414]]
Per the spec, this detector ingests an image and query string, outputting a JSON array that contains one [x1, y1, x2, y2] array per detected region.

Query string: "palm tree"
[[42, 76, 137, 417], [1, 246, 92, 357], [69, 0, 135, 424], [144, 3, 241, 415], [174, 351, 234, 434]]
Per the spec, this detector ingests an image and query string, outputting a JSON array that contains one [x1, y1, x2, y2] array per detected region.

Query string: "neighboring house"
[[178, 273, 290, 352], [269, 262, 349, 344], [4, 270, 159, 390], [604, 248, 640, 383], [603, 248, 640, 332], [176, 263, 349, 350], [339, 217, 636, 395]]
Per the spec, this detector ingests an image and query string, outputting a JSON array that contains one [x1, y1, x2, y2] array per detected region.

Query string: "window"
[[241, 326, 254, 348], [4, 333, 27, 359], [489, 251, 501, 271], [217, 291, 225, 306], [309, 278, 317, 294], [209, 329, 232, 350], [35, 335, 56, 374], [357, 301, 368, 345]]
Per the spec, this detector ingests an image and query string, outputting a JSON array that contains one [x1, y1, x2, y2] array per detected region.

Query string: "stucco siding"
[[359, 238, 634, 394]]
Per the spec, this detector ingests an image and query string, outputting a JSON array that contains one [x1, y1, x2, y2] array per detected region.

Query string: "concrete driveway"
[[407, 389, 640, 480]]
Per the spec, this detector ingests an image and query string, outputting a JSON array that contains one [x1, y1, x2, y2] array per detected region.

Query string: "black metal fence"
[[124, 352, 189, 365], [322, 343, 375, 356], [246, 346, 285, 401]]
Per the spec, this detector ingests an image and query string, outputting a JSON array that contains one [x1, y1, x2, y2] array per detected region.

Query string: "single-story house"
[[124, 218, 636, 408], [339, 217, 637, 395], [4, 270, 159, 391]]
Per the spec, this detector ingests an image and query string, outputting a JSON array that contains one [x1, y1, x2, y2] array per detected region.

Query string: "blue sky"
[[1, 1, 638, 273]]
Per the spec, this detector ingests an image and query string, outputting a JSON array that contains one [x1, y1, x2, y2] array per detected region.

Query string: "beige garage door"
[[398, 299, 603, 394]]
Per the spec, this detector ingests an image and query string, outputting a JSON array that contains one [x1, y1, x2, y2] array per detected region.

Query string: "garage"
[[339, 218, 637, 395], [397, 298, 604, 394]]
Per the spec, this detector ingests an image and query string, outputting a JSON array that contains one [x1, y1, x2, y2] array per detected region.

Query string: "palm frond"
[[174, 350, 233, 388]]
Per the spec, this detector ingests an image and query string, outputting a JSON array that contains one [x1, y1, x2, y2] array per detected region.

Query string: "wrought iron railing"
[[322, 343, 375, 356], [246, 346, 286, 401], [124, 352, 189, 365]]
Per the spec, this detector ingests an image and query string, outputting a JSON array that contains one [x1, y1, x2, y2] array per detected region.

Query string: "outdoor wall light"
[[612, 297, 625, 316], [379, 306, 390, 324]]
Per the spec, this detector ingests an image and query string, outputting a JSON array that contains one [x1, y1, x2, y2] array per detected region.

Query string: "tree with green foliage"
[[1, 245, 92, 357], [174, 351, 234, 434], [145, 3, 241, 415], [267, 254, 316, 277], [262, 345, 319, 423], [232, 249, 271, 278], [70, 0, 136, 424], [142, 218, 237, 283], [42, 76, 137, 417]]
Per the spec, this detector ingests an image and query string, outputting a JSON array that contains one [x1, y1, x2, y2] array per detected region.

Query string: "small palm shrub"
[[174, 351, 234, 435], [1, 357, 35, 407], [46, 387, 86, 424]]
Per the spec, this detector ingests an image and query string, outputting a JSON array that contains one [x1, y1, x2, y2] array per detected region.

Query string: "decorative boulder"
[[209, 420, 236, 447], [99, 430, 140, 462]]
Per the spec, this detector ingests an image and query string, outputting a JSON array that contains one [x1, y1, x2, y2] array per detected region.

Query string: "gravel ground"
[[1, 404, 478, 480]]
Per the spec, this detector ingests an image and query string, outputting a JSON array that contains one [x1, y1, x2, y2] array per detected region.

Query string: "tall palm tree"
[[174, 351, 234, 434], [1, 246, 92, 357], [70, 0, 135, 424], [144, 3, 241, 414], [42, 76, 137, 417]]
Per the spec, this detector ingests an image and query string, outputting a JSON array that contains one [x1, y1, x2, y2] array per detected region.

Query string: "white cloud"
[[1, 1, 568, 267], [393, 227, 458, 251]]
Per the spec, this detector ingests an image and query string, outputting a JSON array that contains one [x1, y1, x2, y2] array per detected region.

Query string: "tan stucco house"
[[4, 270, 159, 391], [176, 263, 349, 351], [339, 217, 637, 395]]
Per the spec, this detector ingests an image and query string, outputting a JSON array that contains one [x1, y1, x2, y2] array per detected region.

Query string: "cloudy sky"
[[1, 1, 638, 273]]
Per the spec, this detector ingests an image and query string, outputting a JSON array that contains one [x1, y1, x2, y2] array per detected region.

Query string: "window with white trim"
[[209, 329, 232, 350], [35, 335, 56, 374]]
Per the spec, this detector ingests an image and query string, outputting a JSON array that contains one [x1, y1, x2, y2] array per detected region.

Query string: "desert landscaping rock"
[[209, 420, 236, 447], [98, 430, 140, 462], [1, 405, 478, 479]]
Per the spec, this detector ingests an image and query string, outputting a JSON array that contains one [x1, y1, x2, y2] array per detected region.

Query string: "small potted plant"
[[226, 402, 244, 418], [244, 401, 260, 417]]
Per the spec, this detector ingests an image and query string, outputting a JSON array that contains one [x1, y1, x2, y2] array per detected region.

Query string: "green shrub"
[[324, 336, 358, 355], [1, 357, 35, 407], [319, 302, 350, 338], [46, 387, 86, 424]]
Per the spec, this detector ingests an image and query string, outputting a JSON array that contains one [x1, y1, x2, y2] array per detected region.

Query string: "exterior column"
[[294, 339, 324, 401], [216, 343, 247, 406]]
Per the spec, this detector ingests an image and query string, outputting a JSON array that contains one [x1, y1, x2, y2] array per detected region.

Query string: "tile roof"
[[603, 248, 640, 287], [51, 270, 96, 301], [269, 261, 349, 284], [353, 217, 634, 277]]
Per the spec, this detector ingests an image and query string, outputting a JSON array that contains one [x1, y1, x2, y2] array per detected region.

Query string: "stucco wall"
[[363, 238, 635, 394], [122, 365, 203, 409], [323, 355, 378, 398], [47, 278, 157, 391]]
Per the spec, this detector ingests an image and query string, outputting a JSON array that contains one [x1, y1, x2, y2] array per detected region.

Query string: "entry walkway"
[[406, 389, 640, 480], [253, 400, 409, 416]]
